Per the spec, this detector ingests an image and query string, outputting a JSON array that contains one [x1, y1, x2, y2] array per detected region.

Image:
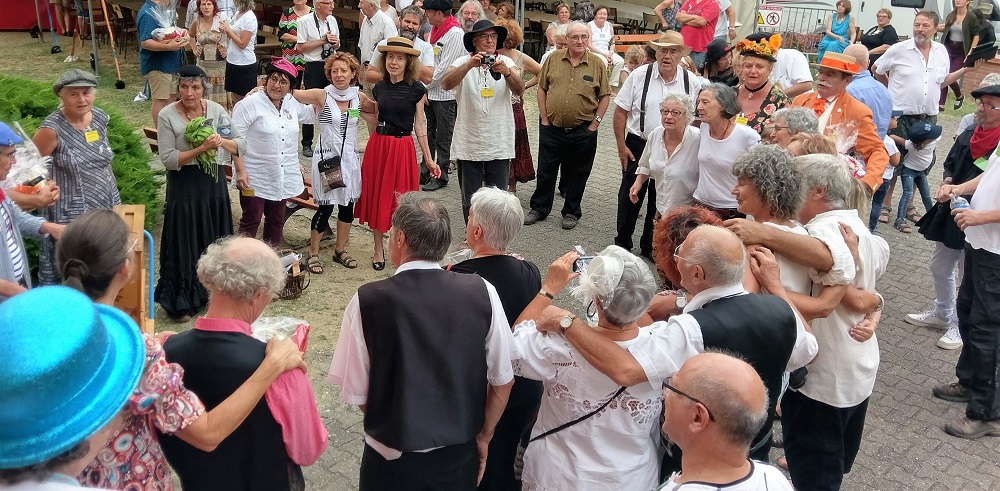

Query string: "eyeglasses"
[[662, 376, 716, 421], [976, 99, 1000, 111], [568, 35, 590, 41], [772, 125, 789, 132], [673, 244, 695, 264], [660, 109, 684, 117], [267, 76, 291, 87], [0, 149, 15, 158], [475, 33, 498, 40]]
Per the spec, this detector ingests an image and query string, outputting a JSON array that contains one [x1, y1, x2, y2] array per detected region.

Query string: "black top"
[[917, 127, 983, 249], [373, 79, 427, 132], [450, 255, 542, 326], [859, 25, 898, 66]]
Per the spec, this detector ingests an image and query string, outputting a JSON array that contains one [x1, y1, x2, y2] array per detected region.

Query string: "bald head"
[[843, 44, 869, 69], [683, 225, 746, 287], [678, 352, 769, 447]]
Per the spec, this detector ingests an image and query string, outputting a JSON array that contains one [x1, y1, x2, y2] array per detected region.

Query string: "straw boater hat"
[[377, 37, 421, 57], [648, 31, 692, 56], [813, 52, 859, 75]]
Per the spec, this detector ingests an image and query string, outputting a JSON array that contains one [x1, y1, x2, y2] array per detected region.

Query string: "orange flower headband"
[[735, 33, 782, 59]]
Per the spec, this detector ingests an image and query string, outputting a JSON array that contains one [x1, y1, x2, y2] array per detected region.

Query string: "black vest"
[[689, 294, 797, 444], [158, 330, 297, 491], [359, 268, 493, 451]]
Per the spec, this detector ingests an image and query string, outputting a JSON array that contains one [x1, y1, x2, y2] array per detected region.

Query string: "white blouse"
[[588, 20, 613, 54], [636, 125, 701, 215], [226, 10, 258, 66], [231, 91, 316, 201], [693, 123, 760, 209]]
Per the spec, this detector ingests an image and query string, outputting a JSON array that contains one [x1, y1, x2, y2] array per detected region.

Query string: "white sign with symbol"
[[757, 5, 783, 28]]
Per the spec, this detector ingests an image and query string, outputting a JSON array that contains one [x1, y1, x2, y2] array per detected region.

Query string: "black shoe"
[[933, 382, 971, 402], [561, 215, 579, 230], [955, 95, 965, 110], [419, 173, 430, 185], [421, 179, 446, 191], [524, 210, 543, 225], [302, 145, 313, 157]]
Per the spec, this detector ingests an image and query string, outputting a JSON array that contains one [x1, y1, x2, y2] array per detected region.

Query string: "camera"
[[322, 44, 334, 59], [481, 54, 496, 67]]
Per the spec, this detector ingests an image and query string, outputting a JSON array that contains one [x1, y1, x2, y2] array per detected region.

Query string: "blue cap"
[[0, 122, 22, 147], [0, 286, 145, 469], [908, 122, 942, 142]]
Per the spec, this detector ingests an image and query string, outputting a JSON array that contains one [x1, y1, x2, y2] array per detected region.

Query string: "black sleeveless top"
[[373, 79, 426, 132]]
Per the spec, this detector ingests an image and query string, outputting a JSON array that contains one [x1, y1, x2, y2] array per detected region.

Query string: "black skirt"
[[154, 165, 233, 317], [225, 62, 258, 96]]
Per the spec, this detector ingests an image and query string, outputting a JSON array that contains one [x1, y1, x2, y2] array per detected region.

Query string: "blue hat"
[[908, 122, 942, 142], [0, 122, 22, 147], [0, 286, 145, 469]]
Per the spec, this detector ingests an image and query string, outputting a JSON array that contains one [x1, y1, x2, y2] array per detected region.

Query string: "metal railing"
[[756, 6, 833, 54]]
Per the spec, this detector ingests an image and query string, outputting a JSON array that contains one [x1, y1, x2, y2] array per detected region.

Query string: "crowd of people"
[[4, 0, 1000, 490]]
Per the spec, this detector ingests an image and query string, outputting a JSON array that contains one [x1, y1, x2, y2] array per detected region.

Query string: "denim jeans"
[[869, 178, 891, 231], [895, 166, 933, 225]]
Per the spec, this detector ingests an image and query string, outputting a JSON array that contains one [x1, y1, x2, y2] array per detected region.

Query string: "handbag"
[[316, 95, 352, 192]]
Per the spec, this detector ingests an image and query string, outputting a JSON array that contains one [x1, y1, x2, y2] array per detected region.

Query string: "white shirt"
[[903, 138, 939, 171], [873, 38, 950, 116], [225, 10, 257, 66], [770, 48, 812, 92], [882, 135, 898, 179], [327, 260, 515, 459], [693, 123, 760, 208], [371, 37, 435, 72], [396, 0, 413, 11], [956, 113, 976, 137], [588, 20, 614, 54], [449, 54, 517, 161], [514, 319, 701, 491], [296, 13, 340, 62], [231, 91, 316, 201], [427, 25, 466, 101], [966, 149, 1000, 254], [636, 125, 701, 214], [760, 222, 813, 295], [713, 0, 731, 38], [657, 461, 794, 491], [799, 210, 889, 408], [359, 9, 398, 65], [615, 64, 705, 139]]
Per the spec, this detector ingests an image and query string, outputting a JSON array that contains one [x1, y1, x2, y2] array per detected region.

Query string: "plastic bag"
[[827, 121, 867, 179], [251, 316, 311, 352], [4, 122, 51, 194], [149, 0, 190, 40]]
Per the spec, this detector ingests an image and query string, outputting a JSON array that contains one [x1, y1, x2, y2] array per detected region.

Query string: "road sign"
[[757, 5, 783, 28]]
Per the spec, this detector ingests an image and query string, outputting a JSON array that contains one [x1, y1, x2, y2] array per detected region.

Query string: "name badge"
[[433, 46, 440, 56], [348, 108, 361, 118], [735, 115, 749, 126], [480, 88, 495, 98], [84, 130, 99, 143]]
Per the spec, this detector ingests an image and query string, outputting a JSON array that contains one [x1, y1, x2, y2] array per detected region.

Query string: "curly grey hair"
[[795, 154, 854, 210], [772, 107, 818, 136], [197, 236, 285, 302], [391, 192, 452, 262], [731, 144, 803, 222], [700, 83, 742, 119], [470, 187, 523, 252], [661, 92, 696, 125]]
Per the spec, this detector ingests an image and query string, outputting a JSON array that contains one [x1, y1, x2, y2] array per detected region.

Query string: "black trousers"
[[614, 132, 656, 254], [528, 123, 599, 220], [360, 440, 478, 491], [478, 376, 543, 491], [782, 390, 870, 491], [457, 159, 510, 223], [955, 244, 1000, 421], [301, 61, 327, 147], [425, 100, 457, 183]]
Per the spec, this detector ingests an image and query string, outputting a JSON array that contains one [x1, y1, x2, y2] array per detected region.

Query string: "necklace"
[[598, 323, 638, 333], [710, 118, 732, 140], [743, 81, 768, 100], [182, 100, 204, 120]]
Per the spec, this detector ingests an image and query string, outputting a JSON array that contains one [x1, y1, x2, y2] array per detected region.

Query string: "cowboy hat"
[[464, 20, 508, 53], [648, 31, 692, 55]]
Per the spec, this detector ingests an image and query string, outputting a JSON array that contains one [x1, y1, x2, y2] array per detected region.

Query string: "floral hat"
[[735, 33, 782, 62]]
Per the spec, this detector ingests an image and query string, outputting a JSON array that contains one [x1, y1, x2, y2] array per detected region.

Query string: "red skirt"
[[355, 132, 419, 233]]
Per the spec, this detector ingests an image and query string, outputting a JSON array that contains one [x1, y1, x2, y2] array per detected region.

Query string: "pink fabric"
[[678, 0, 719, 53], [194, 317, 329, 466]]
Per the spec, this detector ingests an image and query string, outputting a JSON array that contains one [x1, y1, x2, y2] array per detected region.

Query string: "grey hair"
[[981, 73, 1000, 87], [469, 187, 523, 251], [460, 0, 486, 17], [391, 192, 452, 261], [731, 144, 803, 222], [197, 236, 285, 301], [661, 92, 696, 124], [772, 107, 818, 135], [177, 75, 212, 93], [360, 0, 379, 8], [400, 5, 425, 24], [795, 154, 853, 210], [591, 247, 657, 326], [567, 20, 589, 36], [685, 225, 746, 287], [235, 0, 254, 12], [691, 349, 770, 447], [700, 83, 742, 119]]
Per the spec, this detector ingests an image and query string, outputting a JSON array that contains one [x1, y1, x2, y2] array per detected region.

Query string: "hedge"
[[0, 75, 161, 230]]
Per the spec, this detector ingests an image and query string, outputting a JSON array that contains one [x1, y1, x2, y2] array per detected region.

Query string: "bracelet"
[[538, 289, 554, 300], [873, 292, 884, 312]]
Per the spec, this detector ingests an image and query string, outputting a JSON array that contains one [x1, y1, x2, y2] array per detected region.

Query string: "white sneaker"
[[938, 325, 963, 350], [133, 92, 149, 103], [906, 310, 951, 329]]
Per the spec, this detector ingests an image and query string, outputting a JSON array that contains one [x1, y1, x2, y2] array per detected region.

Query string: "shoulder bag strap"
[[528, 386, 627, 443], [638, 66, 655, 135]]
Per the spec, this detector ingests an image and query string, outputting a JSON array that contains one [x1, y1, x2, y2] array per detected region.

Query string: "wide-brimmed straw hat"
[[812, 52, 859, 75], [378, 37, 421, 57], [464, 20, 508, 53], [648, 31, 692, 56], [0, 286, 145, 469]]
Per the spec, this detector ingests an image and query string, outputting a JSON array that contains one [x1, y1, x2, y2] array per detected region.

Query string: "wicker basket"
[[277, 250, 310, 300]]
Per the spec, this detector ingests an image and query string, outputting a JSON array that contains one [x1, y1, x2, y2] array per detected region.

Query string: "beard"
[[462, 18, 476, 31], [400, 26, 418, 41], [913, 33, 929, 45]]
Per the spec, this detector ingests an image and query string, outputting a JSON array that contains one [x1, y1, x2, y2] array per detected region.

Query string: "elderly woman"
[[513, 246, 690, 491], [588, 6, 625, 88], [816, 0, 855, 62], [545, 3, 572, 50], [859, 8, 898, 70], [771, 106, 818, 148], [232, 57, 316, 247], [220, 0, 258, 104], [497, 19, 542, 192], [55, 210, 305, 490], [629, 93, 701, 216], [158, 236, 327, 491], [156, 65, 247, 322], [693, 83, 761, 219], [732, 35, 791, 136], [31, 69, 120, 286], [539, 24, 569, 65], [188, 0, 228, 106], [447, 187, 542, 490]]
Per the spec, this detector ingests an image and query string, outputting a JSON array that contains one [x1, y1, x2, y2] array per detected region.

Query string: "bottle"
[[216, 115, 232, 166], [950, 195, 970, 210]]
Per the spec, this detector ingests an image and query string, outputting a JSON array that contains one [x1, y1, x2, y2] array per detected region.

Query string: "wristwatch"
[[559, 315, 577, 333], [594, 115, 604, 124], [675, 292, 687, 310]]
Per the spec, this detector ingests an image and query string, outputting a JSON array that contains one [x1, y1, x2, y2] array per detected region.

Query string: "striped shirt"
[[0, 196, 44, 302]]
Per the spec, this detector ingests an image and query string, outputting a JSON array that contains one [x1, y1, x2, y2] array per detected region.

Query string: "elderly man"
[[0, 123, 64, 302], [726, 154, 890, 491], [933, 83, 1000, 439], [771, 106, 818, 148], [844, 44, 891, 139], [524, 21, 611, 230], [359, 0, 398, 68], [744, 32, 813, 98], [792, 52, 888, 191], [674, 0, 718, 67], [657, 352, 794, 490], [367, 6, 434, 84], [138, 0, 189, 128], [458, 0, 485, 31], [328, 192, 515, 489], [534, 225, 817, 471], [613, 31, 704, 259], [420, 0, 467, 191], [441, 20, 524, 224], [158, 237, 328, 490], [295, 0, 341, 157]]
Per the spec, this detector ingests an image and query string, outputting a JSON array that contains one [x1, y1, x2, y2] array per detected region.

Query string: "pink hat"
[[266, 56, 299, 83]]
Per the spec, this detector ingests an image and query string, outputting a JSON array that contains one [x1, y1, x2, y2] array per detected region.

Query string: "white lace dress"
[[513, 320, 690, 491]]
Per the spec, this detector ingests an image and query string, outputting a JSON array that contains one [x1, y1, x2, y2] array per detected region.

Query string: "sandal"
[[306, 254, 324, 274], [895, 221, 912, 234], [332, 249, 358, 269], [955, 95, 965, 110], [878, 208, 890, 224], [372, 252, 385, 271], [906, 207, 922, 223]]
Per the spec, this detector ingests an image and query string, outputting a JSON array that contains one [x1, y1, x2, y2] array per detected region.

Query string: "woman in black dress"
[[155, 65, 248, 322], [858, 8, 898, 72]]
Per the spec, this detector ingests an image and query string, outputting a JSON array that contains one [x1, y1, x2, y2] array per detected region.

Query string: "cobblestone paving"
[[301, 111, 1000, 490]]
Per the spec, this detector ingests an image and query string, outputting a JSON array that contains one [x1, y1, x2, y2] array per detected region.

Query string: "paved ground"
[[298, 108, 1000, 491]]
